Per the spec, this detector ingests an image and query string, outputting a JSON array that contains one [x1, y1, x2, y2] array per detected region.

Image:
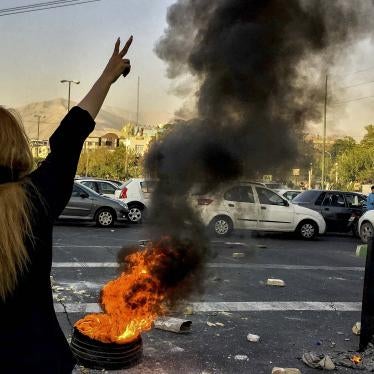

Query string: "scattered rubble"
[[302, 352, 335, 370], [352, 322, 361, 335], [272, 368, 301, 374], [234, 355, 249, 361], [356, 244, 367, 258], [247, 333, 260, 342], [266, 278, 286, 287], [232, 252, 245, 258], [154, 317, 192, 333]]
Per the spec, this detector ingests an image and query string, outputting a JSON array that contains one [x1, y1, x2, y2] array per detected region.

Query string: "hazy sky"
[[1, 0, 374, 139], [0, 0, 179, 120]]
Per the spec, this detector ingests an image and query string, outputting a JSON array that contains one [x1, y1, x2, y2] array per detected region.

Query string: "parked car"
[[276, 189, 303, 201], [292, 190, 366, 235], [114, 178, 156, 223], [75, 178, 122, 198], [193, 182, 326, 239], [358, 210, 374, 243], [57, 182, 129, 227]]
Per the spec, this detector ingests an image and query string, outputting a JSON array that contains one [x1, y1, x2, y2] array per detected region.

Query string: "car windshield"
[[293, 190, 320, 203]]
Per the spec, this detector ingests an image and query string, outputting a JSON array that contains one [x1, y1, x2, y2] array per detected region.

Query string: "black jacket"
[[0, 107, 95, 374]]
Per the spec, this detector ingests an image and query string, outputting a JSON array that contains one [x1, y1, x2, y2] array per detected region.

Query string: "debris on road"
[[234, 355, 249, 361], [330, 344, 374, 371], [183, 306, 194, 315], [266, 278, 286, 287], [247, 333, 260, 342], [272, 368, 301, 374], [232, 252, 245, 258], [356, 244, 367, 258], [154, 317, 192, 333], [352, 322, 361, 335], [207, 322, 216, 327], [215, 322, 225, 327], [302, 352, 335, 370]]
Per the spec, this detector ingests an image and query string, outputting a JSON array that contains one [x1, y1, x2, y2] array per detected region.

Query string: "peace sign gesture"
[[102, 35, 133, 84]]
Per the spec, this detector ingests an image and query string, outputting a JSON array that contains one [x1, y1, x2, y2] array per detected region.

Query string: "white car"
[[193, 182, 326, 239], [276, 189, 303, 201], [114, 178, 156, 223], [358, 210, 374, 243]]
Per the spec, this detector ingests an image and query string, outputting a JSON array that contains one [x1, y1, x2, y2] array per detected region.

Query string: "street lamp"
[[60, 79, 80, 111], [124, 139, 131, 178], [34, 114, 45, 158]]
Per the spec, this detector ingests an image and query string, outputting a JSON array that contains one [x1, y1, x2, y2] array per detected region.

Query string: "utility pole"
[[34, 114, 44, 158], [136, 76, 140, 126], [60, 79, 80, 111], [321, 74, 328, 189]]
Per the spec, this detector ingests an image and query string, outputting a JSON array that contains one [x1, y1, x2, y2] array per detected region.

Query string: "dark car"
[[292, 190, 367, 235], [57, 182, 129, 227]]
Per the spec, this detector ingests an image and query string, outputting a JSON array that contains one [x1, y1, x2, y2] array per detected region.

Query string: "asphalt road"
[[51, 223, 367, 373]]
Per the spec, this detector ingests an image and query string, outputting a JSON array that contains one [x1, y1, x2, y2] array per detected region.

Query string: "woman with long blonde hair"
[[0, 35, 132, 373]]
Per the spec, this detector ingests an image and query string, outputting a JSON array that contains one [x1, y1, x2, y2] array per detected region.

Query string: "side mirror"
[[80, 192, 89, 199], [283, 199, 289, 207]]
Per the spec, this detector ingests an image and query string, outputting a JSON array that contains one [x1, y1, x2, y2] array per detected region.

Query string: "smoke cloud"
[[140, 0, 373, 300]]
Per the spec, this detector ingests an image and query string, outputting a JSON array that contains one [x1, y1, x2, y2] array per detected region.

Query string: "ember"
[[350, 354, 363, 365]]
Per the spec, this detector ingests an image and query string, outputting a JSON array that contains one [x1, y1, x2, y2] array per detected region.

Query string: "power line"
[[338, 79, 374, 90], [0, 0, 101, 16], [0, 0, 80, 13], [332, 94, 374, 106]]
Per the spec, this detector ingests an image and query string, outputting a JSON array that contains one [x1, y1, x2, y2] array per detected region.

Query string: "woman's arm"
[[78, 36, 133, 119]]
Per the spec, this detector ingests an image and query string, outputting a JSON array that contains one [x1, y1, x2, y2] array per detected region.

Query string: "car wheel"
[[210, 216, 233, 237], [95, 208, 114, 227], [297, 220, 317, 240], [360, 221, 374, 244], [127, 205, 143, 223]]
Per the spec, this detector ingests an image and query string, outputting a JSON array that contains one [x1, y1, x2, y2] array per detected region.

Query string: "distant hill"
[[14, 98, 173, 140]]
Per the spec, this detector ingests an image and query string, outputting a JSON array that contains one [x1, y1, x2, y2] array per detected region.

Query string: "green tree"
[[361, 124, 374, 148], [77, 146, 143, 180], [330, 136, 356, 159]]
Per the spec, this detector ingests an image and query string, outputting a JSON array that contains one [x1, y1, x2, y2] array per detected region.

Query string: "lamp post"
[[34, 114, 45, 158], [124, 139, 131, 178], [60, 79, 80, 111]]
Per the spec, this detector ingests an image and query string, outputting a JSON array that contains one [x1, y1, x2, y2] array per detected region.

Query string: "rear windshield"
[[292, 190, 320, 203]]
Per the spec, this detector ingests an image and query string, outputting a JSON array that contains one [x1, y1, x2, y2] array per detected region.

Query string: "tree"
[[77, 146, 143, 180], [330, 136, 356, 159], [361, 124, 374, 148]]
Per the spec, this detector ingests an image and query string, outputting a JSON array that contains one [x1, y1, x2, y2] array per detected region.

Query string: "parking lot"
[[49, 223, 368, 374]]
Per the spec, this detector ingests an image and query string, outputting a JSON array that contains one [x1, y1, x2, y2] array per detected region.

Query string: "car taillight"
[[197, 198, 213, 205], [120, 187, 128, 199]]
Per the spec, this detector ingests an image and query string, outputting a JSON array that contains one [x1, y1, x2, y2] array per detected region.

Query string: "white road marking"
[[51, 262, 364, 271], [54, 301, 361, 313]]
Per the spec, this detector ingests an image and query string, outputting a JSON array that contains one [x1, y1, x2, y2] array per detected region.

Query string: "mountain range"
[[14, 98, 173, 140]]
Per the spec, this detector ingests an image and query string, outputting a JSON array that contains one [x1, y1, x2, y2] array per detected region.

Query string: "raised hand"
[[102, 36, 133, 83]]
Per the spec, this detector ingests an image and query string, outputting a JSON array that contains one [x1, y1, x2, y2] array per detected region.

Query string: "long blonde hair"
[[0, 107, 34, 300]]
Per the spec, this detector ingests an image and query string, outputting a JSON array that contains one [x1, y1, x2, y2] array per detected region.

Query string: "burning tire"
[[210, 215, 233, 237], [360, 221, 374, 244], [95, 208, 115, 227], [127, 204, 143, 223], [297, 220, 317, 240]]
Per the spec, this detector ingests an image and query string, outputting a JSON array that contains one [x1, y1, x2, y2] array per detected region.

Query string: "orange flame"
[[75, 247, 168, 344], [351, 354, 362, 365]]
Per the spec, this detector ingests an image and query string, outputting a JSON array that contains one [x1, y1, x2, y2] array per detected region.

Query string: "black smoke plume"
[[140, 0, 373, 301]]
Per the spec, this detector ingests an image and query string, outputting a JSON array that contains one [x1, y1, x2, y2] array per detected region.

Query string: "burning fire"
[[350, 354, 363, 365], [75, 243, 169, 344]]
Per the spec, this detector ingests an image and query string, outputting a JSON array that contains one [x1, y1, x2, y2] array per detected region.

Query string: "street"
[[52, 223, 365, 374]]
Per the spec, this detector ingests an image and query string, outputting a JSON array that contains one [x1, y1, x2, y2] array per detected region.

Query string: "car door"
[[255, 186, 294, 231], [60, 185, 93, 218], [96, 181, 118, 198], [81, 180, 99, 194], [222, 185, 258, 229], [320, 192, 348, 231]]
